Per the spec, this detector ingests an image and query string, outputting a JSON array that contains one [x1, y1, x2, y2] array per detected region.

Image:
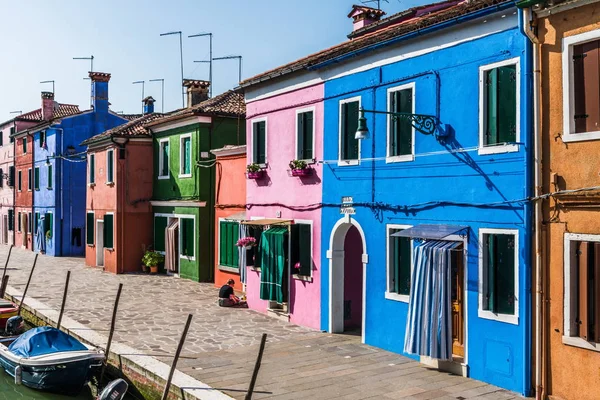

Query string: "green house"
[[146, 81, 246, 282]]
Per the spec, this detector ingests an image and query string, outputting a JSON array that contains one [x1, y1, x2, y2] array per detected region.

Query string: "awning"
[[241, 219, 293, 226], [391, 224, 468, 240]]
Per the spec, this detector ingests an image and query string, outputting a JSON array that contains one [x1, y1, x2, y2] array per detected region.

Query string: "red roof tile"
[[16, 103, 81, 122], [81, 113, 164, 146]]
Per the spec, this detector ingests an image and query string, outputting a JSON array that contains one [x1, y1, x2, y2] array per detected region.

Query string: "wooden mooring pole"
[[17, 254, 38, 316], [0, 245, 13, 293], [100, 283, 123, 383], [245, 333, 268, 400], [161, 314, 193, 400], [56, 271, 71, 330], [0, 275, 9, 298]]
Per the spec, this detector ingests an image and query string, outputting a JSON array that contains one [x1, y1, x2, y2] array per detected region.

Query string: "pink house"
[[237, 77, 324, 330]]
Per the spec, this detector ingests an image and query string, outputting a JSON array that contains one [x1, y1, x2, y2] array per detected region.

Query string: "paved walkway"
[[0, 246, 523, 399]]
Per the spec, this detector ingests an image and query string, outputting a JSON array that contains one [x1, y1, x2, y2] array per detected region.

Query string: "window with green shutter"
[[104, 214, 114, 249], [180, 136, 191, 176], [219, 221, 239, 268], [296, 111, 314, 160], [389, 228, 412, 296], [154, 216, 168, 252], [89, 154, 95, 184], [27, 169, 32, 191], [340, 100, 360, 161], [106, 150, 114, 183], [7, 209, 13, 231], [34, 167, 39, 190], [252, 121, 266, 165], [47, 165, 52, 189], [482, 232, 516, 315], [180, 218, 194, 257], [290, 223, 312, 277], [86, 213, 94, 245], [484, 64, 517, 147], [7, 166, 14, 187], [389, 87, 413, 158], [160, 140, 170, 177]]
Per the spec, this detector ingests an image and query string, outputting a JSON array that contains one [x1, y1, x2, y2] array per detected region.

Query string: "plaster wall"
[[245, 83, 324, 330]]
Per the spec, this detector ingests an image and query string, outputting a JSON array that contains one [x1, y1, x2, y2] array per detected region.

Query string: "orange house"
[[212, 145, 246, 292]]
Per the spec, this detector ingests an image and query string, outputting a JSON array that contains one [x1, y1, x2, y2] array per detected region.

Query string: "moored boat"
[[0, 300, 17, 331], [0, 326, 104, 394]]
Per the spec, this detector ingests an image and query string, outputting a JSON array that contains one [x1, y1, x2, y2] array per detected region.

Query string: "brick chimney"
[[89, 72, 111, 115], [41, 91, 55, 121], [143, 96, 156, 114], [183, 79, 210, 108], [348, 5, 386, 33]]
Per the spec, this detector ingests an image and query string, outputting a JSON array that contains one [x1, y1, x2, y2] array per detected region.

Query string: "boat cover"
[[8, 326, 88, 358]]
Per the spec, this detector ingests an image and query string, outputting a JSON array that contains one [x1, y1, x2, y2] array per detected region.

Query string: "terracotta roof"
[[16, 103, 81, 122], [145, 90, 246, 128], [347, 4, 387, 19], [89, 72, 111, 82], [121, 113, 142, 121], [240, 0, 512, 88], [81, 113, 164, 146]]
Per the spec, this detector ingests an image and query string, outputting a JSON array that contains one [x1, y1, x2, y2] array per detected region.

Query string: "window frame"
[[103, 212, 114, 250], [106, 149, 114, 184], [478, 228, 519, 325], [250, 117, 268, 166], [86, 211, 94, 246], [158, 138, 170, 180], [385, 224, 414, 302], [28, 212, 32, 234], [34, 167, 40, 191], [22, 137, 27, 154], [478, 57, 521, 155], [179, 134, 192, 178], [386, 83, 416, 163], [338, 96, 362, 166], [27, 168, 32, 192], [563, 233, 600, 352], [88, 154, 95, 185], [179, 215, 196, 261], [39, 131, 46, 148], [47, 164, 52, 189], [562, 29, 600, 142], [17, 170, 21, 192], [217, 218, 241, 273], [291, 219, 314, 281], [294, 107, 316, 162], [17, 212, 21, 233]]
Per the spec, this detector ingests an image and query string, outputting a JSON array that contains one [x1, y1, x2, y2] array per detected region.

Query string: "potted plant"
[[140, 244, 150, 273], [289, 160, 312, 177], [246, 163, 264, 179], [236, 237, 257, 250], [142, 251, 164, 274]]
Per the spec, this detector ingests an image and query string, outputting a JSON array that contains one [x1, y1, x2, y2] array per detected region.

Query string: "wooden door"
[[451, 247, 465, 358]]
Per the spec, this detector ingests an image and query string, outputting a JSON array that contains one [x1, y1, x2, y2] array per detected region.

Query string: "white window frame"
[[86, 210, 94, 246], [338, 96, 362, 166], [294, 107, 316, 162], [106, 149, 114, 184], [158, 138, 170, 180], [88, 154, 95, 186], [27, 168, 32, 191], [179, 215, 196, 261], [478, 228, 519, 325], [292, 219, 314, 282], [250, 117, 268, 166], [562, 29, 600, 142], [386, 83, 416, 164], [563, 233, 600, 352], [179, 134, 192, 178], [217, 217, 241, 273], [385, 224, 413, 302], [478, 57, 521, 155]]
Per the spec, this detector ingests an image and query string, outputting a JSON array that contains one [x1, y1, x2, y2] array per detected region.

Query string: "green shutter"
[[89, 155, 95, 183], [297, 113, 304, 160], [107, 150, 114, 183], [161, 141, 170, 176], [497, 65, 517, 144], [485, 234, 496, 312], [86, 213, 94, 245], [7, 209, 13, 231], [290, 224, 312, 276], [342, 101, 359, 160], [398, 89, 413, 156], [34, 168, 39, 190], [35, 212, 39, 233], [219, 222, 227, 265], [486, 69, 499, 146], [392, 235, 412, 296], [183, 137, 191, 175], [495, 234, 515, 315], [104, 214, 114, 249], [181, 218, 194, 257], [219, 222, 239, 268], [47, 165, 52, 188], [23, 137, 27, 153], [252, 123, 259, 164], [44, 213, 51, 234], [253, 122, 266, 165], [28, 212, 32, 233], [297, 112, 314, 160], [8, 166, 14, 187], [154, 216, 167, 252]]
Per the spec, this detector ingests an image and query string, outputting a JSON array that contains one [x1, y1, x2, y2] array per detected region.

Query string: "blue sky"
[[0, 0, 428, 118]]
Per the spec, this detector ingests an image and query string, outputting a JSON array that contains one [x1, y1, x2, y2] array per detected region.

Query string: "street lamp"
[[355, 107, 438, 140], [149, 79, 165, 113], [160, 31, 184, 108], [132, 81, 145, 113], [189, 33, 213, 98], [40, 80, 55, 95], [213, 55, 243, 84]]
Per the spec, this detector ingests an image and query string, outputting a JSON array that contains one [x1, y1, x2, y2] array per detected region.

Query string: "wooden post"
[[100, 283, 123, 383], [161, 314, 193, 400], [17, 254, 38, 316], [56, 271, 71, 330], [0, 275, 9, 298], [0, 245, 13, 292], [245, 333, 268, 400]]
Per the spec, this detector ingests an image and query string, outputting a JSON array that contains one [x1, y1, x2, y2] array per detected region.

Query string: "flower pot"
[[291, 168, 312, 177], [247, 170, 264, 179], [149, 265, 159, 274], [244, 244, 255, 250]]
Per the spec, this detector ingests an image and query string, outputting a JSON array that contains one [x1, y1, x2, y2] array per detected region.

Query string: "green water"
[[0, 370, 93, 399]]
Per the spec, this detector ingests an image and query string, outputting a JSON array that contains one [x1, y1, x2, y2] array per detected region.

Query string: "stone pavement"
[[0, 246, 523, 399]]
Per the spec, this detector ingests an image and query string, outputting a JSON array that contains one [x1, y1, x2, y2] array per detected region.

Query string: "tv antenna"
[[361, 0, 389, 10]]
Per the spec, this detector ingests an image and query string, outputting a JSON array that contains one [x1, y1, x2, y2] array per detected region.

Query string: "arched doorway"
[[327, 216, 368, 342]]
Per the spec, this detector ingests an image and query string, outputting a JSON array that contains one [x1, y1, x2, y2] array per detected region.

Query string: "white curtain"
[[165, 220, 179, 272], [404, 240, 460, 361]]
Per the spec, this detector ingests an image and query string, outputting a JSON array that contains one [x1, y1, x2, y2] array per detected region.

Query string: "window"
[[47, 165, 52, 189], [17, 170, 21, 191], [7, 166, 14, 187], [179, 135, 192, 177], [86, 212, 94, 245], [219, 221, 239, 269], [0, 130, 3, 146], [290, 222, 312, 277], [479, 58, 519, 155], [27, 169, 32, 191], [28, 212, 32, 233], [9, 127, 14, 143], [0, 168, 3, 188], [386, 225, 413, 302], [564, 234, 600, 350], [34, 212, 39, 234], [479, 229, 519, 324], [17, 212, 21, 233], [154, 216, 168, 252], [22, 137, 27, 154], [180, 217, 194, 258], [159, 139, 170, 178], [296, 109, 314, 161], [39, 131, 46, 148], [251, 120, 266, 165], [339, 97, 360, 164], [387, 84, 415, 162], [7, 209, 13, 231], [104, 214, 114, 249], [34, 167, 39, 190], [89, 154, 95, 184], [106, 149, 114, 183], [44, 213, 52, 236]]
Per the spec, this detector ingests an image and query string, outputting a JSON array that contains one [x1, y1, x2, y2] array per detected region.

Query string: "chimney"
[[143, 96, 156, 114], [89, 72, 111, 115], [41, 91, 55, 121], [183, 79, 210, 108], [348, 5, 386, 34]]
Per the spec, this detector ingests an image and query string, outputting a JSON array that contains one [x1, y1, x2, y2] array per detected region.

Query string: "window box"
[[291, 168, 312, 177], [247, 170, 264, 180]]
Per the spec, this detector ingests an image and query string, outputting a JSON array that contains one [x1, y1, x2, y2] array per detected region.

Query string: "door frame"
[[96, 220, 104, 267]]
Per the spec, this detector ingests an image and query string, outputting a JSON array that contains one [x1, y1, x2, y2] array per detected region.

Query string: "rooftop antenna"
[[360, 0, 389, 10], [40, 80, 55, 95], [9, 111, 22, 115], [213, 55, 243, 84], [132, 81, 145, 113], [160, 31, 185, 108], [189, 33, 213, 98], [149, 79, 165, 113]]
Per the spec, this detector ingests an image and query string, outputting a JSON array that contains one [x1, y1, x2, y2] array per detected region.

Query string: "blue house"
[[28, 72, 127, 256]]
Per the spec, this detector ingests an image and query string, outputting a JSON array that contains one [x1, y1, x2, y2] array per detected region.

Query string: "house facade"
[[28, 72, 127, 257], [82, 97, 159, 273], [146, 81, 245, 282]]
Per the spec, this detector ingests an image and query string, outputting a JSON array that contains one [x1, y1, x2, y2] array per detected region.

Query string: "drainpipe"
[[521, 7, 543, 400]]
